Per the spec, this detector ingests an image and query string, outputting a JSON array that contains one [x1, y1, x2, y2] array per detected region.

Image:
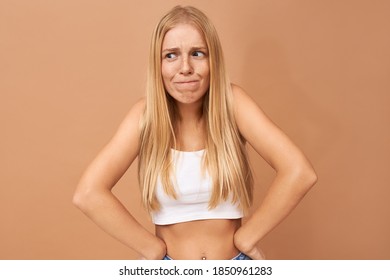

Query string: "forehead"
[[162, 23, 207, 48]]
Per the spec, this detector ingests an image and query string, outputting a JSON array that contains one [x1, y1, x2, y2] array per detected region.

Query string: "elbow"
[[297, 163, 318, 193], [307, 162, 318, 187], [73, 180, 111, 214], [72, 189, 86, 210], [310, 169, 318, 187], [72, 185, 95, 213], [280, 159, 317, 196]]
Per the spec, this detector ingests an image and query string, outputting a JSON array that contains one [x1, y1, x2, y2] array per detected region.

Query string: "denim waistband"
[[163, 252, 251, 260], [232, 252, 252, 260]]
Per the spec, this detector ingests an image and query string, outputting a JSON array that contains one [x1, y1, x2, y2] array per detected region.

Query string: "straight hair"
[[138, 5, 253, 214]]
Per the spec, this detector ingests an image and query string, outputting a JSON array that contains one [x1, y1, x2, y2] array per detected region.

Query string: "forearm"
[[235, 167, 317, 257], [73, 189, 166, 259]]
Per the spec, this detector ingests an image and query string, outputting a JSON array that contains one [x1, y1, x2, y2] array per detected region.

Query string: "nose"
[[180, 56, 193, 75]]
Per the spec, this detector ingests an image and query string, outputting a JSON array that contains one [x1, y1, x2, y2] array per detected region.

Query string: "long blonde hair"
[[138, 5, 253, 214]]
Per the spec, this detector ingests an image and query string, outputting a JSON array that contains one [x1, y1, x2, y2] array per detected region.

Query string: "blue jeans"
[[163, 252, 251, 260]]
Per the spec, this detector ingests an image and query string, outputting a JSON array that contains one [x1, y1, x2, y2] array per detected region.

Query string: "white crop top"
[[151, 149, 243, 225]]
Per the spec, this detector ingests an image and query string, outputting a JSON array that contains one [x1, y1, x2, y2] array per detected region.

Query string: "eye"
[[192, 51, 206, 57], [165, 53, 177, 59]]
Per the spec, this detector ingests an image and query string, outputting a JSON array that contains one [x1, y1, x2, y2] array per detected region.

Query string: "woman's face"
[[161, 23, 210, 106]]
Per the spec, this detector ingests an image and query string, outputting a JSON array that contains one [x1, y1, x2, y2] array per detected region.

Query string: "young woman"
[[73, 6, 317, 260]]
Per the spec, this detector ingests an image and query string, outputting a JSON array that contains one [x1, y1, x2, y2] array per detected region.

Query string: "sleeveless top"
[[151, 149, 243, 225]]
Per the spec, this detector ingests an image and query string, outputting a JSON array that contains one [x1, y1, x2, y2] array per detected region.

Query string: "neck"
[[175, 99, 204, 123], [173, 100, 206, 151]]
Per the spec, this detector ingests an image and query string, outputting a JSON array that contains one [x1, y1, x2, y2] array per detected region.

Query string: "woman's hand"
[[234, 226, 265, 260], [243, 246, 266, 260], [139, 236, 167, 260]]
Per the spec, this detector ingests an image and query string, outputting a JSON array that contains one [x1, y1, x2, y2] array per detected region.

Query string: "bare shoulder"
[[123, 97, 146, 125], [113, 97, 145, 136], [230, 83, 310, 170], [108, 97, 146, 153], [231, 83, 248, 102], [231, 83, 261, 116], [101, 96, 146, 155], [231, 83, 252, 98], [230, 83, 270, 134], [132, 97, 146, 113]]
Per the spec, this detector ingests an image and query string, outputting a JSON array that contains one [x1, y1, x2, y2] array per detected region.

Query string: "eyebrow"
[[162, 46, 208, 53]]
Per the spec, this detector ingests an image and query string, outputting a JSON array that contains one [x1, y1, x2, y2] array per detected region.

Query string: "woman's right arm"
[[72, 98, 166, 259]]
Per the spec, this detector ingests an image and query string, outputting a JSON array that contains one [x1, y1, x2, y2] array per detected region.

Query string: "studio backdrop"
[[1, 0, 389, 259]]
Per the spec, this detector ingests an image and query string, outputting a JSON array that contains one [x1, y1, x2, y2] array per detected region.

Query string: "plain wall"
[[1, 0, 389, 259]]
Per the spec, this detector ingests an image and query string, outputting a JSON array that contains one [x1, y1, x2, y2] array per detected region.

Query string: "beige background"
[[1, 0, 389, 259]]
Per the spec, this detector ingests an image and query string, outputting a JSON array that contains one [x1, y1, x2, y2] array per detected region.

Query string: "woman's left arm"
[[232, 84, 318, 259]]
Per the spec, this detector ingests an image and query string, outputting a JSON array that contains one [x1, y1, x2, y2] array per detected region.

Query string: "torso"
[[158, 101, 241, 260], [156, 218, 241, 260]]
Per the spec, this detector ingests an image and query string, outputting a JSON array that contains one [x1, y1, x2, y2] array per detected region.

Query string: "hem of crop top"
[[153, 149, 243, 225], [170, 148, 205, 154], [152, 211, 244, 225]]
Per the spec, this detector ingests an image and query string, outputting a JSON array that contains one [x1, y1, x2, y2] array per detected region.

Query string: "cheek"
[[202, 64, 210, 85], [161, 66, 172, 90], [161, 64, 169, 80], [201, 61, 210, 77]]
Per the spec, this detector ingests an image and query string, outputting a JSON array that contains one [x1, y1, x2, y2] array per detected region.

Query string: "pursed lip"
[[174, 80, 199, 84]]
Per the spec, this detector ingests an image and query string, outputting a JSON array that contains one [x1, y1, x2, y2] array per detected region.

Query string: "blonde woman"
[[73, 6, 317, 260]]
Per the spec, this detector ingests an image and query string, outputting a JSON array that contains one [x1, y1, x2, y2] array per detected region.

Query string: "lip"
[[175, 80, 199, 84], [174, 80, 200, 90]]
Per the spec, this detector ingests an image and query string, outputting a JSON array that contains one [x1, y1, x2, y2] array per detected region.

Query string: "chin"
[[168, 90, 204, 103]]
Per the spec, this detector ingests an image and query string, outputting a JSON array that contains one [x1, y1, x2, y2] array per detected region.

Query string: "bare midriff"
[[156, 218, 241, 260]]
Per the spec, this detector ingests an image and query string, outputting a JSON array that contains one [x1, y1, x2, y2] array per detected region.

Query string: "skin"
[[161, 24, 209, 152], [161, 24, 210, 107], [73, 23, 317, 260]]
